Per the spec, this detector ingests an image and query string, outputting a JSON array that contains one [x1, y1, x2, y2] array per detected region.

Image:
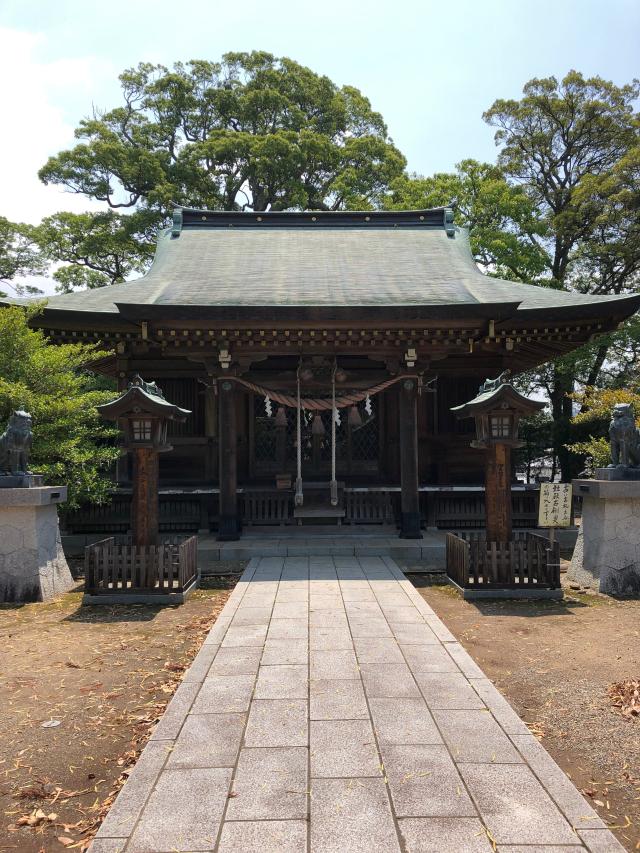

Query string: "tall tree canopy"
[[36, 51, 406, 291], [390, 73, 640, 480], [483, 71, 640, 480], [0, 217, 47, 298], [39, 51, 406, 214]]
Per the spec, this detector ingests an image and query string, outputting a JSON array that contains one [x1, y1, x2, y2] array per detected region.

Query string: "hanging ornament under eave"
[[364, 394, 372, 416], [312, 413, 326, 436], [333, 407, 341, 426], [264, 395, 273, 417], [348, 405, 363, 427], [275, 406, 287, 427]]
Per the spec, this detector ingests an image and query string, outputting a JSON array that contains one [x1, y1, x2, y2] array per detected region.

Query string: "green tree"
[[0, 217, 47, 298], [0, 305, 119, 507], [35, 210, 157, 292], [37, 52, 406, 290], [385, 158, 548, 281], [483, 71, 640, 481]]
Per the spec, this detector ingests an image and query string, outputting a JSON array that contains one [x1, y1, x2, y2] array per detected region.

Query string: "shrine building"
[[27, 207, 640, 540]]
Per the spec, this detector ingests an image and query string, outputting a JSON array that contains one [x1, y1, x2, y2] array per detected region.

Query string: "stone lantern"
[[452, 375, 544, 543], [98, 376, 190, 546]]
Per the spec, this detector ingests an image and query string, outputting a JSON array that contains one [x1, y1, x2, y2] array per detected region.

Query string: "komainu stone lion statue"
[[608, 403, 640, 468], [0, 410, 33, 475]]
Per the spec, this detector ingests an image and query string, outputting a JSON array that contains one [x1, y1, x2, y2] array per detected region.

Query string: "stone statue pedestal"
[[569, 478, 640, 596], [0, 486, 74, 602]]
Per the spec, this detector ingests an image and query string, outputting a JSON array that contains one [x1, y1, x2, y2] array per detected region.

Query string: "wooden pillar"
[[131, 447, 159, 546], [399, 379, 422, 539], [485, 442, 511, 543], [203, 382, 218, 483], [218, 379, 240, 540]]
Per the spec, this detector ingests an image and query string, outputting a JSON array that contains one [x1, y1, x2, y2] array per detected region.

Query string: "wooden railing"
[[445, 531, 560, 590], [243, 492, 290, 525], [84, 535, 198, 595], [344, 490, 395, 524], [430, 490, 539, 529]]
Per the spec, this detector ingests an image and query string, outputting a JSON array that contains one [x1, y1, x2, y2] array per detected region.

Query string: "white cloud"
[[0, 28, 110, 225]]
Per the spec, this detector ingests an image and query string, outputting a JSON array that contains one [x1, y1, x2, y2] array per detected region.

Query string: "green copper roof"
[[22, 208, 640, 319]]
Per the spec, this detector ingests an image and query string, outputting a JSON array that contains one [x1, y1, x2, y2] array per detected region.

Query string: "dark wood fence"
[[344, 490, 395, 524], [84, 535, 198, 596], [446, 531, 560, 590], [65, 486, 543, 534]]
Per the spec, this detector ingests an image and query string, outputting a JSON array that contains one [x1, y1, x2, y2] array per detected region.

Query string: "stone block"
[[310, 719, 380, 777], [226, 746, 307, 820], [510, 734, 605, 829], [230, 606, 272, 625], [127, 767, 231, 852], [150, 682, 199, 740], [389, 622, 440, 645], [382, 744, 476, 817], [400, 644, 459, 674], [577, 828, 627, 851], [95, 741, 170, 839], [348, 616, 393, 637], [459, 763, 577, 846], [369, 698, 442, 746], [218, 820, 307, 852], [244, 699, 308, 747], [221, 623, 268, 647], [433, 710, 522, 763], [360, 662, 421, 698], [167, 713, 245, 768], [469, 678, 530, 735], [262, 638, 308, 665], [310, 679, 369, 720], [0, 493, 74, 603], [182, 644, 218, 682], [353, 636, 406, 664], [310, 777, 401, 853], [310, 626, 354, 650], [310, 648, 360, 680], [208, 646, 262, 676], [415, 673, 485, 710], [267, 618, 308, 640], [191, 675, 255, 713], [398, 817, 494, 852], [254, 664, 308, 699]]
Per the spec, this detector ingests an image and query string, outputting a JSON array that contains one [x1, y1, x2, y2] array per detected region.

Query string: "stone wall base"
[[569, 479, 640, 596], [0, 487, 74, 603]]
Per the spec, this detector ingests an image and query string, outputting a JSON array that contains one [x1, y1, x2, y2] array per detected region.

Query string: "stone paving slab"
[[90, 555, 624, 853]]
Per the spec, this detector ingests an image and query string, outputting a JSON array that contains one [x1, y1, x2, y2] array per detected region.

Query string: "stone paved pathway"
[[91, 557, 624, 853]]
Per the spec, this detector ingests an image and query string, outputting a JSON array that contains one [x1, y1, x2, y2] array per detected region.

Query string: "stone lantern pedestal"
[[0, 484, 74, 603], [569, 473, 640, 596]]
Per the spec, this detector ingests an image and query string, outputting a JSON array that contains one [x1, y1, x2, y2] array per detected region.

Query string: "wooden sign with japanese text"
[[538, 483, 573, 528]]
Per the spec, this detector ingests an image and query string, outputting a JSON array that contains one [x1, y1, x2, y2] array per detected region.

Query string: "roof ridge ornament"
[[171, 207, 183, 238], [444, 207, 455, 238]]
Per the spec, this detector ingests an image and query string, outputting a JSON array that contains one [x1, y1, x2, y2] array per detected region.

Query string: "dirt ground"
[[0, 569, 243, 852], [412, 576, 640, 852]]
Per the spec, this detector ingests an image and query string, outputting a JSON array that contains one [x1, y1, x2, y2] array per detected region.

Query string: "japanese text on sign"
[[538, 483, 573, 528]]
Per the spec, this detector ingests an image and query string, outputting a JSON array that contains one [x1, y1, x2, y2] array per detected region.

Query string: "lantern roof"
[[451, 373, 545, 419], [97, 375, 191, 422]]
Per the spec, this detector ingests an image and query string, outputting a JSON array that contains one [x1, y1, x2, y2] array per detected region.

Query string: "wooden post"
[[218, 379, 240, 540], [485, 442, 511, 546], [203, 381, 218, 483], [131, 447, 159, 547], [399, 379, 422, 539]]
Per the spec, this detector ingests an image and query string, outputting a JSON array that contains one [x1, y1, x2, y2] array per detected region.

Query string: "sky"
[[0, 0, 638, 291]]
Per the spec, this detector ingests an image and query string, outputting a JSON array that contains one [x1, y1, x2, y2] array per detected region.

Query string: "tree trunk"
[[550, 365, 579, 482]]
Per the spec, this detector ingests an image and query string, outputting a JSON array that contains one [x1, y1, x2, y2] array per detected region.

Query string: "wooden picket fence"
[[446, 531, 560, 590], [84, 536, 198, 596]]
